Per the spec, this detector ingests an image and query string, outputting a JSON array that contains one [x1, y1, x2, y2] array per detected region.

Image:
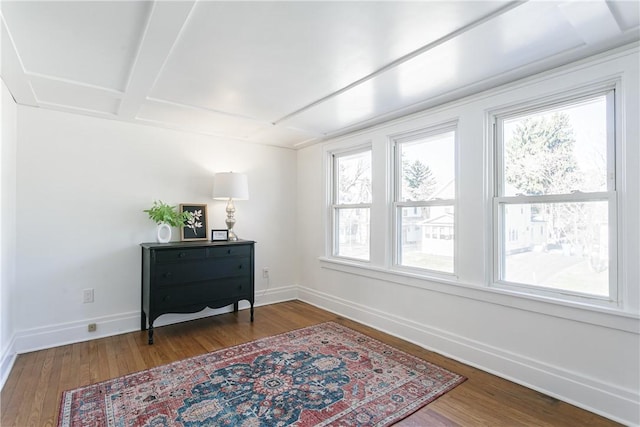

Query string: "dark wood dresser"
[[140, 240, 255, 344]]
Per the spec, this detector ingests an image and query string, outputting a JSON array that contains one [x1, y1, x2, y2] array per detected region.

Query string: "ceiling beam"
[[118, 1, 196, 120], [272, 1, 526, 126], [1, 14, 37, 105], [559, 0, 621, 46]]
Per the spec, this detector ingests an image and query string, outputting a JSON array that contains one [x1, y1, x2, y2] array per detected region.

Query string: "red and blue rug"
[[58, 322, 465, 426]]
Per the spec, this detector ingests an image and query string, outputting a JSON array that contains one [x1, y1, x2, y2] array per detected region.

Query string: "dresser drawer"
[[154, 257, 250, 286], [155, 248, 206, 263], [155, 278, 250, 310], [207, 245, 252, 258]]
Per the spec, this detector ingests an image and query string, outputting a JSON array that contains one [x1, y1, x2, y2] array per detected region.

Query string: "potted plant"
[[144, 200, 192, 243]]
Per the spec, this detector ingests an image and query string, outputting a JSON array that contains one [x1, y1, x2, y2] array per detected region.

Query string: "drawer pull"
[[238, 265, 243, 269], [179, 252, 186, 258], [227, 249, 232, 254], [163, 272, 173, 278], [163, 295, 171, 301]]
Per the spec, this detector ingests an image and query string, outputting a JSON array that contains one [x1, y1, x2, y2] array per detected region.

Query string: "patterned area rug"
[[58, 322, 465, 426]]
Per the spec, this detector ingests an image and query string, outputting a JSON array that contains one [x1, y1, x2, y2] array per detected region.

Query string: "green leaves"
[[144, 200, 193, 227]]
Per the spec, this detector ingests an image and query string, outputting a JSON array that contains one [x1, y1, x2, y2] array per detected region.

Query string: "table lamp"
[[212, 172, 249, 241]]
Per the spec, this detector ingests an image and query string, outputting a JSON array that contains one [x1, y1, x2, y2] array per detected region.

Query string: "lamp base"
[[225, 199, 238, 241]]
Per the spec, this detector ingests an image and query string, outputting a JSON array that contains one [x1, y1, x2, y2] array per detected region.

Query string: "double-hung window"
[[493, 89, 617, 303], [331, 147, 372, 261], [393, 124, 457, 274]]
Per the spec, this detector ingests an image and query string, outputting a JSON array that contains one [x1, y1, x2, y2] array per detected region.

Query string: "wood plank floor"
[[0, 301, 620, 426]]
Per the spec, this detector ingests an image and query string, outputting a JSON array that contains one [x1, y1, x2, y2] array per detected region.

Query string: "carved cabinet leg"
[[148, 325, 154, 345]]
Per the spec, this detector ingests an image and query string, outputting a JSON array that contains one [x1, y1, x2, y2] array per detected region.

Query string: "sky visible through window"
[[400, 131, 455, 200]]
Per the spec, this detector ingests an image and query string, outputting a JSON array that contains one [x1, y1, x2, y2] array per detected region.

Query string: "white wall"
[[1, 79, 18, 387], [297, 47, 640, 425], [10, 106, 297, 353]]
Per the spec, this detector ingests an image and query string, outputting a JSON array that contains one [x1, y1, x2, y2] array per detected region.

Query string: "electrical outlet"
[[262, 268, 269, 278], [88, 323, 97, 332], [83, 288, 94, 304]]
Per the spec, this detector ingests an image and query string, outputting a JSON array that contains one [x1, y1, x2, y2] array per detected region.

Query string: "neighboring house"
[[421, 210, 454, 256], [403, 178, 454, 249]]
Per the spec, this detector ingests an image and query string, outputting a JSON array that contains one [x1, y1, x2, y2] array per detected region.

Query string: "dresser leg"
[[233, 302, 239, 312], [250, 304, 254, 322], [141, 311, 147, 331], [148, 325, 154, 345]]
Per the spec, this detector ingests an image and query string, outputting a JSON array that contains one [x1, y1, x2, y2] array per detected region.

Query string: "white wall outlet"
[[262, 268, 270, 278], [83, 288, 94, 304]]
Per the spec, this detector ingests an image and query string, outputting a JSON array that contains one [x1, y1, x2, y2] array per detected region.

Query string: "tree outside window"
[[333, 149, 372, 260], [496, 93, 614, 297], [395, 128, 456, 273]]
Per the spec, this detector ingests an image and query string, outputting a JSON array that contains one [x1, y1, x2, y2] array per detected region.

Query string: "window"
[[331, 148, 372, 260], [493, 91, 616, 301], [394, 125, 456, 273]]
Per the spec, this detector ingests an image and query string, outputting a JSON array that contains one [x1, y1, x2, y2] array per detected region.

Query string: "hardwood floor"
[[0, 301, 620, 426]]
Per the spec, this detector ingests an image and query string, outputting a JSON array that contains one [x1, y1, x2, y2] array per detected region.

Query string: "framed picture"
[[211, 229, 229, 241], [179, 204, 208, 241]]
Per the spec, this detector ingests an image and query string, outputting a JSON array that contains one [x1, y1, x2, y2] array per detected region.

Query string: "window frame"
[[490, 87, 619, 306], [329, 144, 373, 262], [391, 121, 459, 277]]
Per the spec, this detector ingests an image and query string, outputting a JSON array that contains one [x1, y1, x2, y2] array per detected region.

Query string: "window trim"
[[318, 254, 637, 333], [490, 86, 619, 307], [390, 121, 459, 277], [329, 144, 373, 262]]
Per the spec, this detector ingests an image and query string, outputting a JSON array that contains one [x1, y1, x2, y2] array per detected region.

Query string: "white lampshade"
[[213, 172, 249, 200]]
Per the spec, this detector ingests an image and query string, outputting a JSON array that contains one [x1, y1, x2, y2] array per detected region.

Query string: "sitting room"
[[1, 1, 638, 425]]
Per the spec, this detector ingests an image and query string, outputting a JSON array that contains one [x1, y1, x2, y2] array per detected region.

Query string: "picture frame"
[[211, 229, 229, 241], [179, 204, 208, 241]]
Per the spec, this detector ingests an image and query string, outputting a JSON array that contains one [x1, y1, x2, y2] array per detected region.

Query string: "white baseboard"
[[9, 284, 298, 356], [255, 284, 298, 307], [13, 311, 141, 355], [0, 335, 17, 391], [298, 286, 640, 427]]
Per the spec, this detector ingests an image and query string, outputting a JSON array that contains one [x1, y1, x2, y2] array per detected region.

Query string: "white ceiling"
[[1, 1, 638, 149]]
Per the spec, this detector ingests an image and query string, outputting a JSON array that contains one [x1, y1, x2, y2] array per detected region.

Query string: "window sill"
[[318, 256, 639, 333]]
